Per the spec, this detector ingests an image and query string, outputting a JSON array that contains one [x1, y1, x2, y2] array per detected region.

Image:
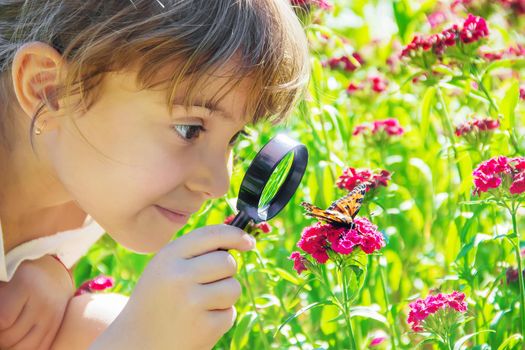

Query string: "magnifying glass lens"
[[257, 151, 295, 220], [227, 134, 308, 229]]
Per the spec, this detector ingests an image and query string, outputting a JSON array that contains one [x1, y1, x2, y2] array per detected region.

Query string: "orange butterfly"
[[300, 183, 367, 228]]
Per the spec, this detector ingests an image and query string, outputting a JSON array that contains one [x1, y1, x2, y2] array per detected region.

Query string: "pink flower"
[[75, 275, 114, 296], [297, 220, 385, 265], [510, 171, 525, 194], [482, 45, 525, 61], [459, 14, 489, 44], [401, 14, 488, 61], [369, 75, 388, 93], [373, 118, 404, 135], [520, 85, 525, 100], [336, 168, 391, 192], [346, 82, 362, 94], [289, 252, 308, 274], [454, 117, 499, 136], [473, 156, 525, 196], [427, 11, 447, 28], [353, 118, 404, 137], [473, 156, 511, 194], [352, 124, 369, 135], [297, 223, 331, 263], [407, 292, 468, 332], [369, 336, 386, 347], [326, 53, 364, 72]]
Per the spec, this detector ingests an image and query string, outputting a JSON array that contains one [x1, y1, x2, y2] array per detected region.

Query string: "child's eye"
[[229, 129, 250, 147], [171, 124, 205, 142]]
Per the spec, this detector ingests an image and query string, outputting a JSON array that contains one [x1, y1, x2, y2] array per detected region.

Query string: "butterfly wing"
[[327, 183, 366, 220], [300, 202, 349, 226]]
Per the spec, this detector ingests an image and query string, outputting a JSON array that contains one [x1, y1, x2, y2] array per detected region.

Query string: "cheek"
[[47, 115, 193, 228]]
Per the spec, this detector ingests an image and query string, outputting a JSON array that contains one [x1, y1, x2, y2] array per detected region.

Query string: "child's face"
[[48, 64, 252, 253]]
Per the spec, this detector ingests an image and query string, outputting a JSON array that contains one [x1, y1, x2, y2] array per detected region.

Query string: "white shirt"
[[0, 215, 106, 282]]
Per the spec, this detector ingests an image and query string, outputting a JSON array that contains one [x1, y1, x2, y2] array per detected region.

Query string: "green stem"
[[510, 203, 525, 338], [340, 265, 358, 350], [377, 256, 399, 350], [476, 76, 521, 154], [241, 253, 271, 349], [447, 334, 453, 350], [435, 86, 460, 167], [476, 78, 499, 114]]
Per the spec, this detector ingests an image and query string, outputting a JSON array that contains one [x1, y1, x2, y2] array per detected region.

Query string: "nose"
[[186, 148, 232, 199]]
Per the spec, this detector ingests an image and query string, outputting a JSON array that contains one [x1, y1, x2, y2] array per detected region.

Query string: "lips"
[[155, 205, 194, 224]]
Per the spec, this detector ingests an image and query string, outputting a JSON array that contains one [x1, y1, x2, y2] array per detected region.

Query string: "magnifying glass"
[[227, 134, 308, 230]]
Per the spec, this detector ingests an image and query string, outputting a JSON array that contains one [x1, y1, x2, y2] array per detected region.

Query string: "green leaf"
[[481, 58, 525, 80], [275, 300, 335, 337], [272, 267, 303, 285], [230, 312, 258, 350], [320, 304, 340, 335], [497, 333, 523, 350], [456, 234, 493, 261], [420, 87, 436, 142], [500, 79, 519, 131], [454, 330, 495, 350], [349, 305, 388, 325], [414, 337, 441, 349]]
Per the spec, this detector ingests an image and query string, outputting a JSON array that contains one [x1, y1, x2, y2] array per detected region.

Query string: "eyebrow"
[[172, 97, 233, 120]]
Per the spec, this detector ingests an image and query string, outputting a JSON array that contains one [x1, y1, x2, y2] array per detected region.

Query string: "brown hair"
[[0, 0, 310, 151]]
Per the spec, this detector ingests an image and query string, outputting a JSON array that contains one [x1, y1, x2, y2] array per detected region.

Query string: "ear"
[[11, 41, 66, 132]]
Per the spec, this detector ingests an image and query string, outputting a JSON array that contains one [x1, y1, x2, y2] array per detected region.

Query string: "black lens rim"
[[234, 134, 308, 224]]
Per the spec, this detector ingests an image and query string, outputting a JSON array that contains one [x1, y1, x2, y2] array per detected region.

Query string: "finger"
[[169, 224, 255, 259], [0, 300, 34, 348], [197, 277, 242, 310], [207, 306, 237, 336], [187, 250, 238, 284], [0, 285, 28, 331]]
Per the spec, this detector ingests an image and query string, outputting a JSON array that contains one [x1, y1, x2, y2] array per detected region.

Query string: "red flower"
[[459, 14, 489, 44], [510, 172, 525, 194], [297, 220, 385, 265], [407, 292, 468, 332], [373, 118, 404, 135], [346, 82, 362, 94], [473, 156, 525, 196], [336, 167, 391, 192], [401, 14, 488, 61], [454, 117, 499, 136], [326, 53, 364, 72], [289, 252, 308, 274], [473, 156, 511, 194], [297, 223, 332, 263], [75, 275, 114, 296], [353, 118, 404, 137], [369, 75, 388, 93]]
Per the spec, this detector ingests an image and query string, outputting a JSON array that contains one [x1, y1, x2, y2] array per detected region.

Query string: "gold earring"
[[34, 120, 47, 135]]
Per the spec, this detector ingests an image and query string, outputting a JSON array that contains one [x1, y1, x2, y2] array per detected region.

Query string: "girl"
[[0, 0, 309, 349]]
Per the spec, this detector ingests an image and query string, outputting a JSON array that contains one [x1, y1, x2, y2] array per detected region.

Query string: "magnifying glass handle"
[[228, 211, 252, 230]]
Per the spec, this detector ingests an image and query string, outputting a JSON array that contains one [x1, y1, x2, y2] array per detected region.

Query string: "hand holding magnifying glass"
[[226, 134, 308, 230]]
